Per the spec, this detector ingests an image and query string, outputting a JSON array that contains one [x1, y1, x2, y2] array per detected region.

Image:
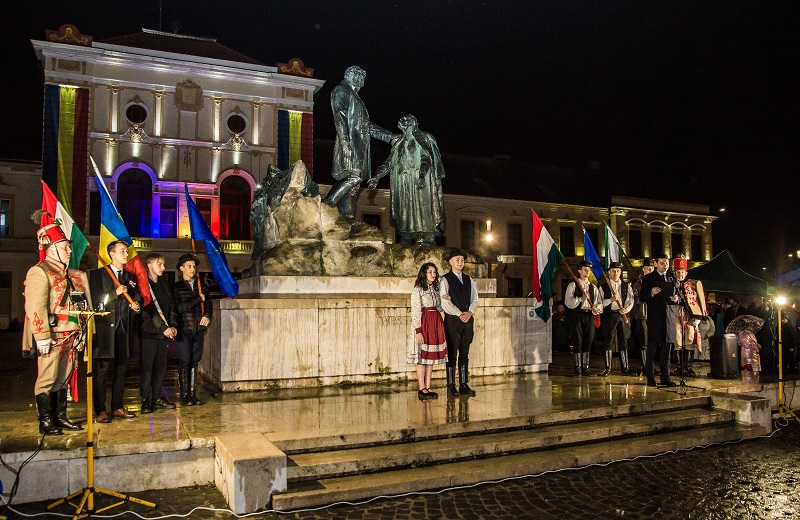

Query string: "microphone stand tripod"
[[47, 308, 156, 518], [659, 274, 705, 395]]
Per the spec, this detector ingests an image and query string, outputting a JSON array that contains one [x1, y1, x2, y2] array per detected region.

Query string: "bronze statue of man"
[[324, 66, 394, 218]]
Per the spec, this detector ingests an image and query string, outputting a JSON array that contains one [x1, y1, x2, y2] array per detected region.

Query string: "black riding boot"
[[458, 365, 476, 396], [573, 354, 582, 376], [189, 366, 203, 406], [446, 366, 459, 396], [639, 350, 647, 376], [581, 352, 595, 376], [37, 393, 62, 436], [620, 350, 630, 375], [52, 389, 82, 430], [602, 351, 613, 376], [179, 368, 193, 406]]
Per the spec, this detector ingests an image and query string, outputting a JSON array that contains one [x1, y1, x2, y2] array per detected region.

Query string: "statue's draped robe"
[[384, 129, 446, 242]]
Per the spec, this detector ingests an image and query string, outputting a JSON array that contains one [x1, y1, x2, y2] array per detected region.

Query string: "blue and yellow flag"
[[582, 227, 604, 285], [184, 184, 239, 298], [91, 157, 152, 305]]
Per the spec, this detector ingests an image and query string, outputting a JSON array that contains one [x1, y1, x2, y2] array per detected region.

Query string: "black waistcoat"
[[443, 271, 472, 312]]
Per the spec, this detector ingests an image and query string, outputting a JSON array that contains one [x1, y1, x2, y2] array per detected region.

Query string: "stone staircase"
[[270, 395, 767, 511]]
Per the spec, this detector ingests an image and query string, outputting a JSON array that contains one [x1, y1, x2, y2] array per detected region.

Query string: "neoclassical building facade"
[[0, 25, 716, 328]]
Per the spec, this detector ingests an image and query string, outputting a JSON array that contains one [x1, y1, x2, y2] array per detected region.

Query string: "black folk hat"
[[608, 261, 624, 270], [444, 248, 466, 261], [642, 258, 654, 267], [176, 253, 199, 269], [578, 260, 593, 269]]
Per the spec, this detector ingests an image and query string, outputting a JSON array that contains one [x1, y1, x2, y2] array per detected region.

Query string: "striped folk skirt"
[[408, 307, 448, 365]]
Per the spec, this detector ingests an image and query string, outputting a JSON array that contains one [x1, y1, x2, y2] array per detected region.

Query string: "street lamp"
[[485, 219, 494, 278], [772, 295, 800, 424]]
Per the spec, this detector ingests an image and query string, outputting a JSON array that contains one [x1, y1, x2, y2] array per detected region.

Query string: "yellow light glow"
[[486, 233, 493, 243], [486, 219, 492, 231], [776, 296, 787, 306]]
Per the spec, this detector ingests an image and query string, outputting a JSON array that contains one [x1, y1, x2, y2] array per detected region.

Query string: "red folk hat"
[[37, 223, 70, 250], [672, 256, 688, 271]]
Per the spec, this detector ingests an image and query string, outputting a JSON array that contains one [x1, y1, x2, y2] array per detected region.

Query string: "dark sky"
[[4, 1, 800, 278]]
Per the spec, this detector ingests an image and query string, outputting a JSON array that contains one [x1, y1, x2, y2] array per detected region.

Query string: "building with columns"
[[0, 25, 717, 328]]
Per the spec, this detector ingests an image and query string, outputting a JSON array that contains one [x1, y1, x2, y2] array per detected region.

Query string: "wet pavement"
[[6, 422, 799, 519], [2, 330, 800, 519]]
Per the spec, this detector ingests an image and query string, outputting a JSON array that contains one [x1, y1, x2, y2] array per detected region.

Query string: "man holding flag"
[[599, 261, 634, 375], [564, 260, 603, 376]]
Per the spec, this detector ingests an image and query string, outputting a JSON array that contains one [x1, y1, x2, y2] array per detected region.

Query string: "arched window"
[[117, 168, 152, 237], [219, 175, 251, 240]]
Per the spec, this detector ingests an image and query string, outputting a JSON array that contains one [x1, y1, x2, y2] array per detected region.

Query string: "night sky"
[[4, 1, 800, 279]]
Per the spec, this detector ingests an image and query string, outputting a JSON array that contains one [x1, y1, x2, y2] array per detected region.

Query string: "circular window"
[[125, 104, 148, 125], [227, 114, 247, 134]]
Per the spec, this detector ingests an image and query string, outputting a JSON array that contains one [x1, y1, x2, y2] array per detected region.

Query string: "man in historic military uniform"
[[440, 248, 479, 397], [564, 260, 603, 376], [23, 222, 92, 435], [324, 66, 395, 218], [599, 261, 634, 375]]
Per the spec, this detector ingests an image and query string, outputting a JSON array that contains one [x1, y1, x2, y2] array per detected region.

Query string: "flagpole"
[[562, 259, 600, 314], [86, 243, 135, 306], [601, 271, 629, 323], [190, 237, 205, 315]]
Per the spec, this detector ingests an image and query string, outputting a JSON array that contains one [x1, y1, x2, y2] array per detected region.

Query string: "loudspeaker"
[[710, 333, 739, 379]]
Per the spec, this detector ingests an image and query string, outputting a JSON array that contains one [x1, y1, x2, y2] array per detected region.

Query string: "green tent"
[[687, 250, 768, 295]]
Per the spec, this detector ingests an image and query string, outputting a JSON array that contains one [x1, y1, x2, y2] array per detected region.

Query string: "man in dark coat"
[[173, 253, 212, 406], [139, 253, 178, 414], [630, 258, 655, 375], [323, 65, 395, 218], [89, 240, 142, 423], [639, 253, 679, 387]]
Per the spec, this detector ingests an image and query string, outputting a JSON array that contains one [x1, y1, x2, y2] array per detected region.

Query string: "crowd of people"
[[553, 252, 800, 384], [23, 221, 212, 435]]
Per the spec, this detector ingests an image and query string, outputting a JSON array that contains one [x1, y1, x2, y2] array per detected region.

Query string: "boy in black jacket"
[[139, 253, 178, 413], [173, 253, 212, 406]]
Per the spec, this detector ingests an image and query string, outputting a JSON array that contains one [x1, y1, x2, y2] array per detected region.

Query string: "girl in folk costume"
[[409, 262, 448, 400]]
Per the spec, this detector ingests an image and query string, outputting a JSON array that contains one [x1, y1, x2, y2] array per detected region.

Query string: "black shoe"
[[426, 389, 439, 399], [36, 393, 63, 436], [140, 399, 154, 414], [660, 380, 678, 387], [574, 366, 583, 377], [646, 378, 658, 387], [447, 384, 460, 397], [601, 367, 611, 376], [418, 389, 434, 400], [154, 397, 176, 410], [685, 367, 696, 377], [621, 368, 631, 376], [181, 395, 195, 407], [581, 366, 595, 377], [459, 384, 477, 397]]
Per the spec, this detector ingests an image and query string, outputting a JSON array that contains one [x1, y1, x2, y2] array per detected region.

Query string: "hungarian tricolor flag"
[[39, 180, 88, 269], [91, 158, 152, 306], [532, 210, 564, 322]]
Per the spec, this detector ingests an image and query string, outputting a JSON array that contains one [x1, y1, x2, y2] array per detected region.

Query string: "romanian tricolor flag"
[[277, 110, 313, 172], [42, 85, 89, 225], [39, 180, 88, 269], [91, 158, 152, 305]]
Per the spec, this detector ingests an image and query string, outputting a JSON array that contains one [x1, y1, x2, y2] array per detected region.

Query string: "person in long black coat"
[[639, 253, 679, 387], [89, 241, 141, 423], [139, 253, 178, 414]]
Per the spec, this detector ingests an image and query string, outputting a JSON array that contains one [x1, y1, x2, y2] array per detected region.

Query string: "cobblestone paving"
[[7, 423, 800, 520]]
